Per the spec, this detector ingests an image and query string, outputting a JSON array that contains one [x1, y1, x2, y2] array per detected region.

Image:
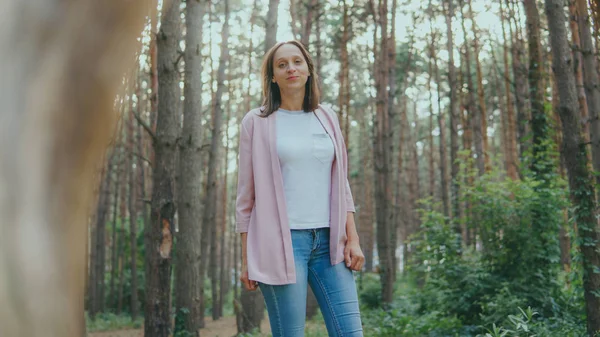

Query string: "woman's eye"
[[278, 63, 285, 68], [295, 60, 301, 64]]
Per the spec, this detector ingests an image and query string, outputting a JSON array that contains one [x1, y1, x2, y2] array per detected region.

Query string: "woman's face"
[[272, 43, 310, 93]]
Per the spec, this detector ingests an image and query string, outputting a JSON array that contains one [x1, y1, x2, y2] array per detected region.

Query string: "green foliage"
[[358, 272, 383, 309], [478, 307, 586, 337], [400, 160, 586, 334], [85, 312, 143, 332], [99, 216, 146, 315]]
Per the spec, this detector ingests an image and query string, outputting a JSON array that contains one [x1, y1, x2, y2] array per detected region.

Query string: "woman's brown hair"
[[259, 41, 320, 117]]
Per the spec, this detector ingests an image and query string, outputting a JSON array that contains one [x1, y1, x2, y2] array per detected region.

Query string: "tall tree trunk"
[[508, 0, 530, 162], [315, 7, 323, 78], [265, 0, 279, 52], [568, 0, 591, 142], [174, 0, 204, 335], [409, 101, 422, 234], [459, 0, 484, 176], [338, 0, 351, 144], [388, 0, 399, 275], [128, 104, 139, 320], [110, 150, 121, 311], [444, 0, 461, 222], [576, 0, 600, 200], [428, 54, 436, 201], [303, 0, 318, 48], [201, 0, 230, 326], [500, 0, 520, 179], [468, 0, 490, 172], [210, 171, 221, 321], [91, 162, 112, 318], [144, 0, 181, 335], [432, 35, 450, 219], [545, 0, 600, 334], [359, 104, 375, 271], [372, 0, 395, 305], [524, 0, 556, 282]]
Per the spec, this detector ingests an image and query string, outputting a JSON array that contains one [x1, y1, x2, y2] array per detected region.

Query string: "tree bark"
[[444, 0, 461, 222], [459, 0, 484, 176], [568, 0, 591, 142], [128, 102, 139, 320], [372, 0, 395, 305], [467, 0, 490, 172], [110, 149, 120, 311], [507, 0, 531, 162], [201, 0, 230, 326], [576, 0, 600, 200], [338, 0, 351, 145], [500, 0, 519, 180], [265, 0, 280, 53], [174, 0, 204, 335], [545, 0, 600, 334], [144, 0, 181, 335], [432, 35, 450, 219], [91, 161, 112, 318]]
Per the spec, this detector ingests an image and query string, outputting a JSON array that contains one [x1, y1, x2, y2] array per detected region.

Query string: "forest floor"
[[88, 315, 272, 337]]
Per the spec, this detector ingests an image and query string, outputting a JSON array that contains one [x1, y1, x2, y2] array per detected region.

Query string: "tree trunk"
[[432, 35, 450, 219], [303, 0, 318, 48], [91, 162, 112, 318], [568, 0, 591, 142], [338, 0, 351, 145], [201, 0, 230, 326], [545, 0, 600, 334], [500, 0, 519, 180], [210, 173, 221, 321], [238, 288, 265, 333], [468, 0, 490, 172], [144, 0, 181, 335], [265, 0, 279, 52], [128, 104, 139, 320], [459, 0, 484, 176], [576, 0, 600, 200], [444, 0, 461, 223], [174, 0, 204, 335], [508, 0, 531, 162], [110, 150, 120, 311], [0, 0, 148, 334], [372, 0, 395, 305]]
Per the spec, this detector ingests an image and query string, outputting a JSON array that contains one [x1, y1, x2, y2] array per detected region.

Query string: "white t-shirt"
[[276, 108, 335, 229]]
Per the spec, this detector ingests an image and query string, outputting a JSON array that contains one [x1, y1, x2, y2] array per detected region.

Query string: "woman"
[[235, 40, 364, 337]]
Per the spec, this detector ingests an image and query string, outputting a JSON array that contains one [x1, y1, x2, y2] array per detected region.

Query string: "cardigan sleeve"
[[235, 116, 255, 233], [321, 104, 356, 213]]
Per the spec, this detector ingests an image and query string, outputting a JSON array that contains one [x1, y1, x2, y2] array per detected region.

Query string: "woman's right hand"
[[240, 261, 258, 291]]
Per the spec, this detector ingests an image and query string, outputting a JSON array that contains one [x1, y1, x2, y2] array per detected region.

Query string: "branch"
[[132, 110, 156, 141], [129, 150, 152, 166]]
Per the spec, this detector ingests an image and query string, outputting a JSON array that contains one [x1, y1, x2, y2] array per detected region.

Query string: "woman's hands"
[[344, 212, 364, 271], [240, 259, 258, 291], [240, 233, 258, 291], [344, 239, 365, 271]]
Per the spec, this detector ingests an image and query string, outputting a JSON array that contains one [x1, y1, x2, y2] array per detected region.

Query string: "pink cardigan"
[[235, 104, 355, 285]]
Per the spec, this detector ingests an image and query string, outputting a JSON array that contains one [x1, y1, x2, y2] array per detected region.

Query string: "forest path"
[[88, 315, 272, 337]]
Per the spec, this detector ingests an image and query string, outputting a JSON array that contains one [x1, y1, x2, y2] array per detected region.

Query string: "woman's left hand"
[[344, 239, 365, 271]]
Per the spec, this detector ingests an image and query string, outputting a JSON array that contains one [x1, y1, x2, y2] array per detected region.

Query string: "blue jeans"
[[259, 228, 363, 337]]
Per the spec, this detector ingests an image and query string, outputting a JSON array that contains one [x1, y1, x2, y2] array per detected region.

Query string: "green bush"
[[85, 312, 143, 332], [358, 273, 383, 309]]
